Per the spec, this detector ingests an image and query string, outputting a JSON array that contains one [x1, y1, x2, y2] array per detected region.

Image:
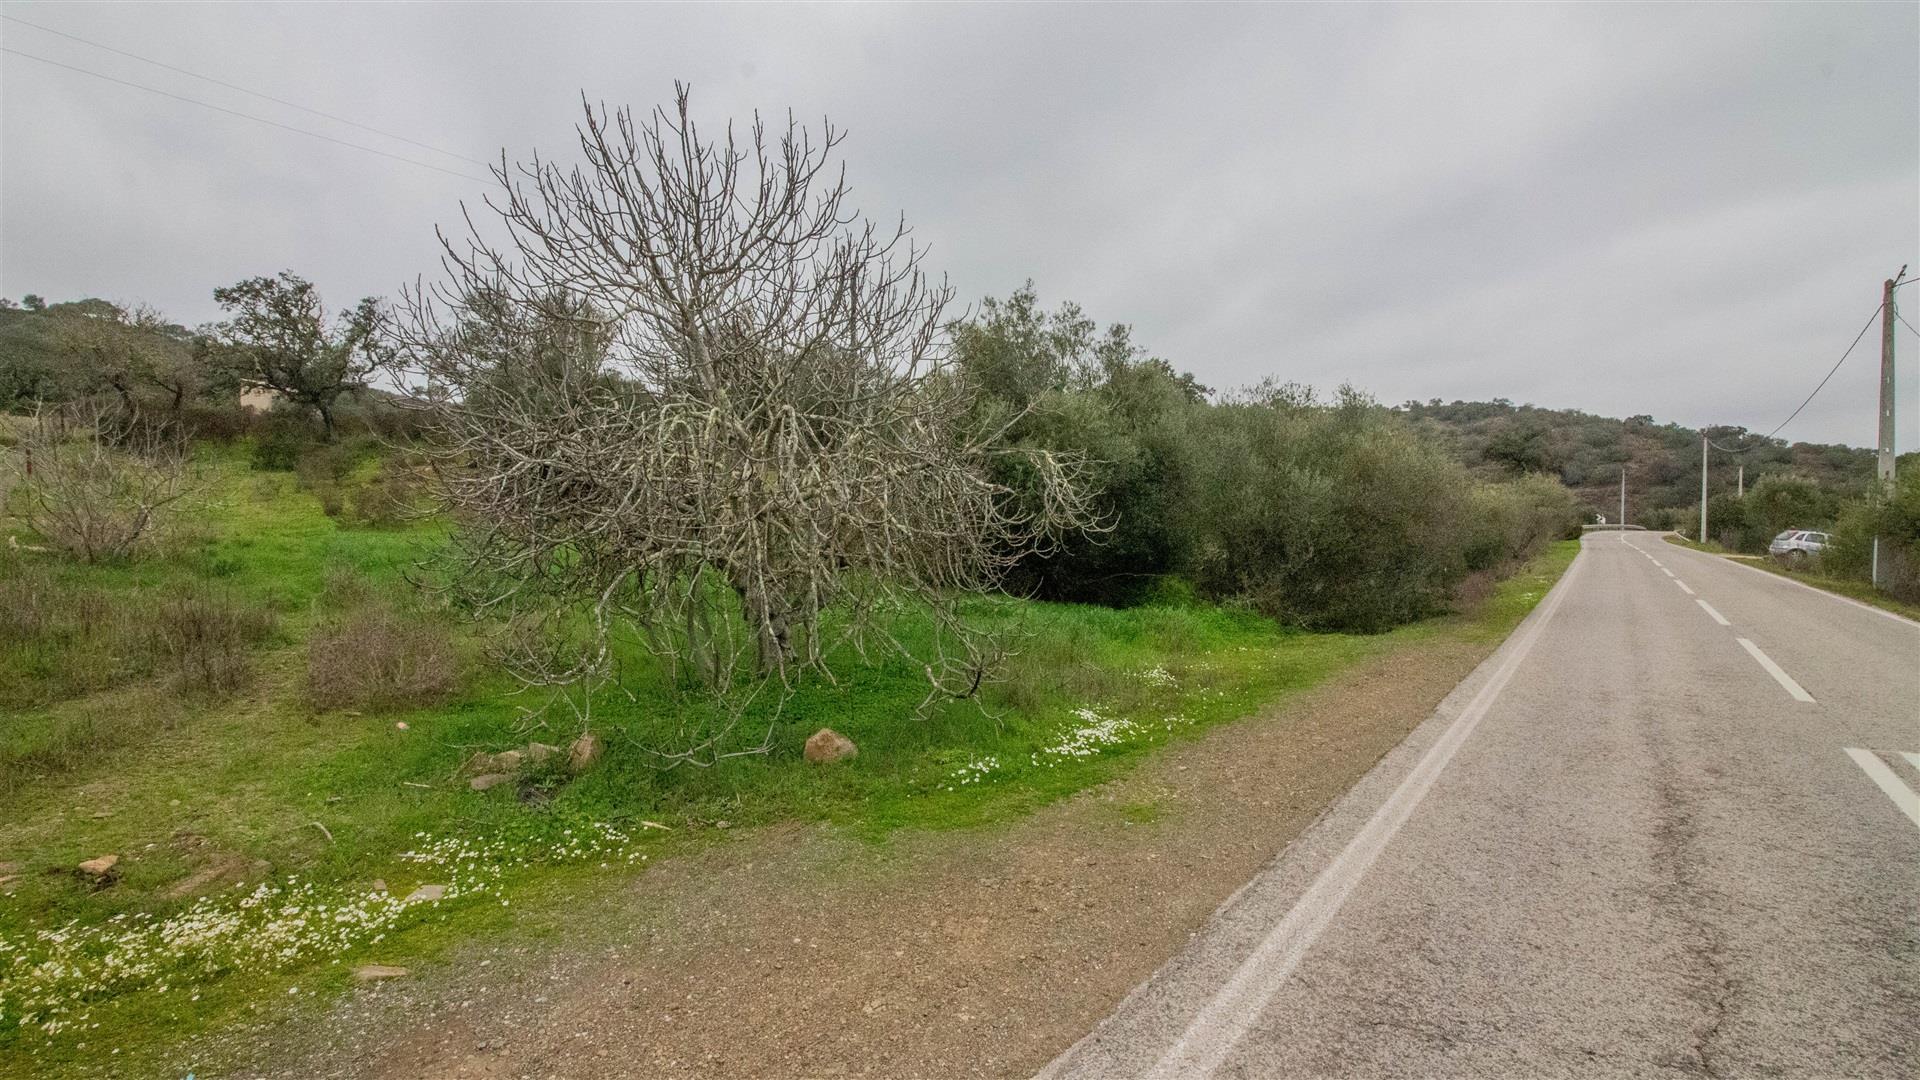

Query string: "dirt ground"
[[221, 635, 1496, 1080]]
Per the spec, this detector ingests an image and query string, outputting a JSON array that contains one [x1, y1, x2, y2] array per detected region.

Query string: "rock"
[[460, 749, 522, 776], [76, 854, 119, 878], [469, 773, 513, 792], [405, 884, 446, 903], [370, 878, 388, 894], [523, 742, 560, 765], [352, 964, 410, 981], [803, 728, 857, 764], [567, 732, 603, 774]]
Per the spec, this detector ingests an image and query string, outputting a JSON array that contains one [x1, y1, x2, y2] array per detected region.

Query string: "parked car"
[[1768, 530, 1829, 563]]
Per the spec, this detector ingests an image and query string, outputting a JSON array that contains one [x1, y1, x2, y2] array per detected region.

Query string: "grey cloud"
[[1, 1, 1913, 447]]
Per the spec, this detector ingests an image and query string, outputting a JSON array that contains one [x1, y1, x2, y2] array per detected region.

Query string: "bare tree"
[[393, 87, 1096, 761], [10, 399, 197, 563]]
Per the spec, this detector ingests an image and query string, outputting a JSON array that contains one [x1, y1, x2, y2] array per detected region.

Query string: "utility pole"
[[1698, 434, 1710, 543], [1873, 270, 1900, 586], [1737, 463, 1744, 497], [1880, 272, 1900, 485], [1619, 466, 1626, 528]]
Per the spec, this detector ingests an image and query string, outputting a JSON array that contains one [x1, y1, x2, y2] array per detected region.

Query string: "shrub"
[[249, 408, 316, 471], [344, 456, 429, 527], [1826, 469, 1920, 602], [0, 561, 274, 708], [306, 598, 463, 712], [154, 588, 277, 695], [11, 401, 197, 562], [1176, 387, 1478, 631]]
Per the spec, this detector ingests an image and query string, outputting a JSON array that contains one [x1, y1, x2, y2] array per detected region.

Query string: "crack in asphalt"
[[1648, 751, 1739, 1079]]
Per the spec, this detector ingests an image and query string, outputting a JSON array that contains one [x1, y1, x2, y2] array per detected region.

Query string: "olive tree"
[[392, 88, 1095, 761], [211, 272, 387, 440]]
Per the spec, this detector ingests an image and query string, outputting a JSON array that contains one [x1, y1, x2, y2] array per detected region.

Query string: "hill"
[[1393, 398, 1902, 529]]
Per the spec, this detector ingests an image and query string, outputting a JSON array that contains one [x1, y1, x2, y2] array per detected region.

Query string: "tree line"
[[3, 89, 1587, 761]]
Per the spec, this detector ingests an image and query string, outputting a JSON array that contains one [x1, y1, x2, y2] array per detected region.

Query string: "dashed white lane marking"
[[1844, 749, 1920, 830], [1697, 599, 1730, 625], [1661, 567, 1675, 578], [1133, 546, 1587, 1079], [1737, 638, 1815, 703], [1675, 580, 1695, 595], [1902, 751, 1920, 773]]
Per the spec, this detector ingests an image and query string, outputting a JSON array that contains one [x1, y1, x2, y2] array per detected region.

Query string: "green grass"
[[1662, 534, 1920, 620], [0, 444, 1581, 1078]]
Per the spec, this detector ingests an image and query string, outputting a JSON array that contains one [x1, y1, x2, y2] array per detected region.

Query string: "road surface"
[[1042, 532, 1920, 1079]]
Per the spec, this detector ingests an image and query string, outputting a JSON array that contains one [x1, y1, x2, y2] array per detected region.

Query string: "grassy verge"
[[0, 446, 1580, 1078], [1662, 535, 1920, 620]]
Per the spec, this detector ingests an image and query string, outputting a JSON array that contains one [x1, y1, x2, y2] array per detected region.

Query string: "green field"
[[0, 445, 1578, 1078]]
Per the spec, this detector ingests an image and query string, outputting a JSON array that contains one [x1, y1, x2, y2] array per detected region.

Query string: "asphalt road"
[[1042, 533, 1920, 1079]]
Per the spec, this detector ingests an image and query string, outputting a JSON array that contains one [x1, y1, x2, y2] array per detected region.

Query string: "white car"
[[1767, 530, 1829, 563]]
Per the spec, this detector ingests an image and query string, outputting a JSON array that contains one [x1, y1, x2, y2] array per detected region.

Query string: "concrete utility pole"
[[1699, 434, 1709, 544], [1879, 273, 1900, 486], [1873, 271, 1899, 587], [1737, 464, 1744, 498], [1619, 467, 1627, 529]]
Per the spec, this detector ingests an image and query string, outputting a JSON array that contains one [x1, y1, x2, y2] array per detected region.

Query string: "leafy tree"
[[210, 272, 387, 440], [952, 284, 1205, 604]]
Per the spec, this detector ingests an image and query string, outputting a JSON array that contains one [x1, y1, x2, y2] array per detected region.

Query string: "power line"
[[1, 12, 492, 169], [1, 47, 494, 184], [1897, 309, 1918, 338], [1753, 301, 1885, 442]]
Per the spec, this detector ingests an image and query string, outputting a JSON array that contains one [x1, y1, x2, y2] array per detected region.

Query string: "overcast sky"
[[2, 2, 1915, 448]]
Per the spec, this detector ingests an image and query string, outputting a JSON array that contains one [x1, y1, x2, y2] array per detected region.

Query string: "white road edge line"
[[1844, 748, 1920, 830], [1675, 580, 1694, 595], [1659, 538, 1920, 629], [1133, 552, 1586, 1080], [1696, 599, 1730, 625], [1736, 637, 1815, 702]]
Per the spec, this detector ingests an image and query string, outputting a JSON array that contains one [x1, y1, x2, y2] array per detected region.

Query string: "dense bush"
[[1178, 386, 1553, 631], [1825, 470, 1920, 603], [953, 287, 1581, 631], [953, 284, 1203, 605]]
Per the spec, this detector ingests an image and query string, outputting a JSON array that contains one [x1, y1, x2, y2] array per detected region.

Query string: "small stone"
[[523, 742, 560, 764], [492, 750, 525, 772], [369, 878, 388, 894], [77, 854, 119, 878], [406, 884, 447, 903], [469, 773, 512, 792], [90, 810, 112, 819], [803, 728, 857, 764], [352, 964, 409, 981], [567, 732, 603, 774]]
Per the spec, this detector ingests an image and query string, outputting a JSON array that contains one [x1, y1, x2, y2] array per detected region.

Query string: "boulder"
[[803, 728, 858, 764], [469, 773, 513, 792], [567, 732, 603, 774], [523, 742, 560, 765], [352, 964, 410, 981]]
